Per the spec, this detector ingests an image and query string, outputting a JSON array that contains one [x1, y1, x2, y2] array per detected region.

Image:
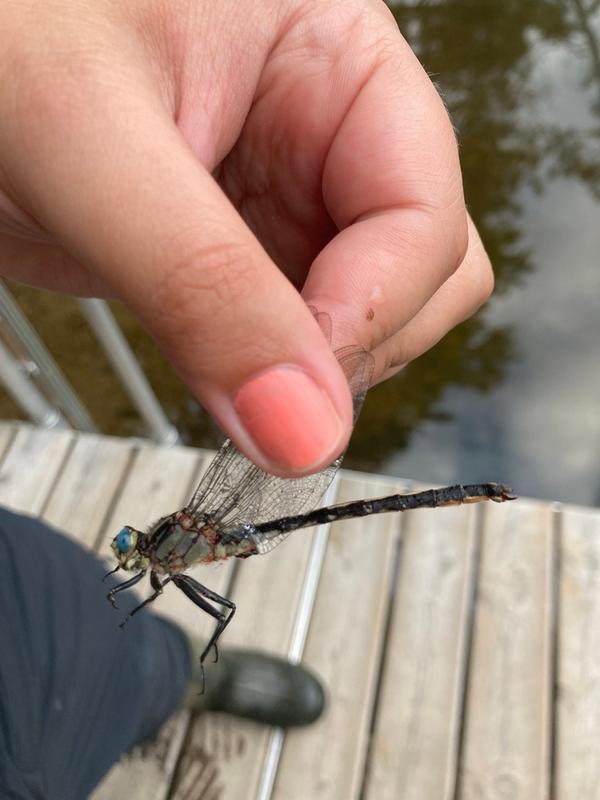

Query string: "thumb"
[[3, 70, 353, 475]]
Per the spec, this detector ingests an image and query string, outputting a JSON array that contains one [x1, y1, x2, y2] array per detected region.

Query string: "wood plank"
[[0, 421, 17, 463], [555, 504, 600, 799], [457, 499, 555, 799], [168, 473, 327, 800], [0, 424, 73, 514], [2, 424, 576, 800], [272, 475, 400, 800], [42, 432, 134, 547], [92, 443, 237, 800], [92, 714, 191, 800], [169, 714, 262, 800], [363, 502, 479, 800]]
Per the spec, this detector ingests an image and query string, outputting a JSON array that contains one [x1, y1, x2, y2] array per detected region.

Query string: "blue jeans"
[[0, 508, 190, 799]]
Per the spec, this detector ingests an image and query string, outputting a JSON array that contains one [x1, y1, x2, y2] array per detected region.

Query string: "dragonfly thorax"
[[148, 516, 215, 573]]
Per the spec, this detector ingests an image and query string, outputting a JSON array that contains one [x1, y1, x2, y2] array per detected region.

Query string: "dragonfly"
[[105, 342, 515, 681]]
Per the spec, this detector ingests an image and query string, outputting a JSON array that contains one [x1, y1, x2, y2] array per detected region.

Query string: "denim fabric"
[[0, 509, 190, 800]]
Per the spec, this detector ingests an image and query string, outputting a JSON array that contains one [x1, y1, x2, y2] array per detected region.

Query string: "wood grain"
[[0, 423, 73, 513], [364, 501, 479, 800], [7, 424, 598, 800], [458, 499, 555, 800], [273, 475, 400, 800], [0, 421, 17, 463], [42, 432, 133, 546], [555, 503, 600, 799]]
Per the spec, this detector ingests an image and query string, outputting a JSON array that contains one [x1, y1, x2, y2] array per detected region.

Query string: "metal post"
[[0, 338, 68, 429], [0, 281, 96, 431], [79, 298, 179, 445]]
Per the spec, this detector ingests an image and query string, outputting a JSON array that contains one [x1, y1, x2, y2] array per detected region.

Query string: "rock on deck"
[[1, 422, 599, 800]]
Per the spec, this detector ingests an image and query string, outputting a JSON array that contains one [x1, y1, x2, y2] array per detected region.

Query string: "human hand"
[[0, 0, 493, 476]]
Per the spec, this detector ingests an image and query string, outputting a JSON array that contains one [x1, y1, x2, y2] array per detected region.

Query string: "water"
[[2, 1, 599, 506], [363, 1, 600, 506]]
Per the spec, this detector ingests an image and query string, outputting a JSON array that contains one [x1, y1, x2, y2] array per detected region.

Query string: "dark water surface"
[[376, 1, 600, 506], [2, 2, 599, 505]]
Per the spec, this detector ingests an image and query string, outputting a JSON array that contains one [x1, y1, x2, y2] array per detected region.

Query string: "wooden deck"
[[2, 421, 600, 800]]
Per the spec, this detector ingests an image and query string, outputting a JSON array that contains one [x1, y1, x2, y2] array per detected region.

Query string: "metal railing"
[[0, 280, 180, 445]]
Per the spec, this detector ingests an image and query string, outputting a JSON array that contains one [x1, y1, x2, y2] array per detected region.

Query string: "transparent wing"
[[185, 346, 373, 552]]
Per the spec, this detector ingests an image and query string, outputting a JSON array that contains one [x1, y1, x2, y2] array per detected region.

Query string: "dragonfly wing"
[[254, 531, 302, 555], [185, 347, 374, 544]]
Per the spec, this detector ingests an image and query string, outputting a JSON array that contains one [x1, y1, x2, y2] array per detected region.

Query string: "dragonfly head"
[[111, 526, 149, 571]]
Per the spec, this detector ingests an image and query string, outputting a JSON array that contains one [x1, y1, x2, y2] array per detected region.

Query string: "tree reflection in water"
[[346, 1, 600, 473]]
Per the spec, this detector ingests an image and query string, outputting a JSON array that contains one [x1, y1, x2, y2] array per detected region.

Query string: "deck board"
[[363, 502, 479, 800], [166, 531, 322, 800], [272, 475, 400, 800], [0, 421, 17, 462], [169, 476, 325, 800], [457, 499, 555, 799], [4, 423, 600, 800], [555, 504, 600, 799], [42, 432, 134, 547], [0, 424, 73, 514]]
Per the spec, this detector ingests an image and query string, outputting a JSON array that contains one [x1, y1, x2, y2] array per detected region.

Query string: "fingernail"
[[233, 366, 344, 471]]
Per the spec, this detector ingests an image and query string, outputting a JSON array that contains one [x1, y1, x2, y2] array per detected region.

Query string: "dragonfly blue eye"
[[116, 527, 132, 553]]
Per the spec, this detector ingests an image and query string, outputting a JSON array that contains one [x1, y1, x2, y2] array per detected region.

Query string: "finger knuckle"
[[438, 207, 472, 283], [385, 336, 415, 371], [471, 256, 495, 308], [450, 210, 470, 272], [151, 235, 259, 329], [404, 207, 468, 283]]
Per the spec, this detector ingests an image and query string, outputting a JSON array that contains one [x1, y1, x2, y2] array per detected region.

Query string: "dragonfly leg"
[[102, 564, 120, 582], [119, 572, 172, 629], [172, 574, 236, 666], [106, 570, 146, 609]]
